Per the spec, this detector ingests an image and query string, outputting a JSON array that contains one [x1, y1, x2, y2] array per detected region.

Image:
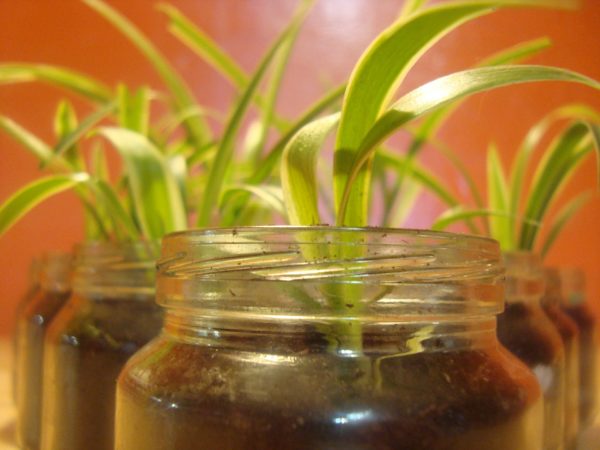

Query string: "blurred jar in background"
[[12, 256, 41, 402], [41, 241, 163, 450], [559, 268, 600, 428], [497, 252, 566, 450], [15, 252, 72, 450], [542, 267, 580, 450]]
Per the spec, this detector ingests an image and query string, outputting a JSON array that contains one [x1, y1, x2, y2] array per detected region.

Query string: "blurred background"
[[0, 0, 599, 335]]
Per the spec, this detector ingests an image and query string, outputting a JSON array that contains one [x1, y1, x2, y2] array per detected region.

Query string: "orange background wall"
[[0, 0, 599, 335]]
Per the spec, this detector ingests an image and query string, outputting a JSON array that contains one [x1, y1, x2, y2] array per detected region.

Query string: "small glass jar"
[[41, 242, 163, 450], [116, 227, 543, 450], [15, 253, 71, 450], [12, 256, 42, 403], [559, 268, 600, 428], [542, 268, 580, 450], [496, 252, 566, 450]]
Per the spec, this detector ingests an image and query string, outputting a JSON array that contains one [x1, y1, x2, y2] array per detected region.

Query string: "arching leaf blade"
[[196, 9, 311, 227], [487, 143, 512, 248], [96, 127, 187, 238], [508, 104, 600, 231], [539, 191, 594, 258], [281, 113, 340, 225], [334, 3, 494, 226], [0, 63, 112, 102], [0, 173, 89, 237], [222, 185, 286, 216], [84, 0, 212, 147], [338, 65, 600, 224], [520, 123, 593, 249], [158, 3, 247, 89]]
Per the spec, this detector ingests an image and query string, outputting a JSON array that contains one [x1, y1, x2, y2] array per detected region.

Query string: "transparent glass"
[[41, 242, 163, 450], [12, 256, 41, 404], [559, 268, 600, 428], [543, 268, 580, 450], [496, 252, 566, 450], [15, 253, 71, 450], [116, 227, 543, 450]]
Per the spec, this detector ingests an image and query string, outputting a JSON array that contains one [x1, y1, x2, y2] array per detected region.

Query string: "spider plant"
[[0, 0, 340, 239], [279, 0, 600, 352], [431, 103, 599, 258]]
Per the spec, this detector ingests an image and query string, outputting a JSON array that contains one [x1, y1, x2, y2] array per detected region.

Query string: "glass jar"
[[496, 252, 566, 450], [559, 268, 600, 427], [15, 253, 71, 450], [12, 256, 42, 403], [41, 242, 163, 450], [116, 227, 543, 450], [542, 268, 580, 450]]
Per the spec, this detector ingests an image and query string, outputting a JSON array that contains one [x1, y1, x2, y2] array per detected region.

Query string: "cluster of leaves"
[[280, 0, 599, 234], [0, 0, 344, 240], [432, 104, 599, 258]]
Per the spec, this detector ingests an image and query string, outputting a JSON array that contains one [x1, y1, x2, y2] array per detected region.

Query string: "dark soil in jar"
[[42, 295, 163, 450], [562, 304, 599, 426], [116, 332, 542, 450], [16, 290, 69, 450], [496, 301, 566, 450]]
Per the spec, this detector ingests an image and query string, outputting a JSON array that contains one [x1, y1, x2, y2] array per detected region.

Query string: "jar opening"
[[71, 241, 159, 297], [158, 227, 504, 320]]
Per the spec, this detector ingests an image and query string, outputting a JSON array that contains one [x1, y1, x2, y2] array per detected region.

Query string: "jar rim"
[[157, 227, 505, 319], [164, 225, 499, 245]]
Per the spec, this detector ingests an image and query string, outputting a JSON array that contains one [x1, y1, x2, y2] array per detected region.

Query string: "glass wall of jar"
[[40, 242, 163, 450], [496, 252, 566, 450], [559, 268, 600, 428], [12, 256, 41, 403], [15, 253, 71, 450], [543, 267, 580, 450], [116, 227, 543, 450]]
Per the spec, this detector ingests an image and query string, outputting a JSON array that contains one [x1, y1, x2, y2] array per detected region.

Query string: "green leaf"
[[218, 84, 345, 227], [338, 65, 600, 225], [54, 100, 118, 160], [84, 0, 212, 147], [252, 84, 346, 184], [54, 100, 79, 140], [431, 206, 539, 232], [587, 122, 600, 187], [52, 100, 84, 170], [334, 3, 494, 226], [222, 185, 285, 216], [117, 84, 151, 135], [539, 191, 593, 258], [393, 37, 551, 217], [414, 37, 553, 146], [92, 179, 141, 240], [281, 113, 340, 225], [0, 116, 70, 170], [0, 173, 89, 236], [519, 122, 594, 249], [0, 63, 112, 102], [508, 103, 600, 227], [486, 143, 511, 248], [399, 0, 429, 18], [196, 10, 310, 227], [157, 3, 247, 89], [376, 149, 461, 210], [96, 127, 187, 238], [247, 2, 311, 161]]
